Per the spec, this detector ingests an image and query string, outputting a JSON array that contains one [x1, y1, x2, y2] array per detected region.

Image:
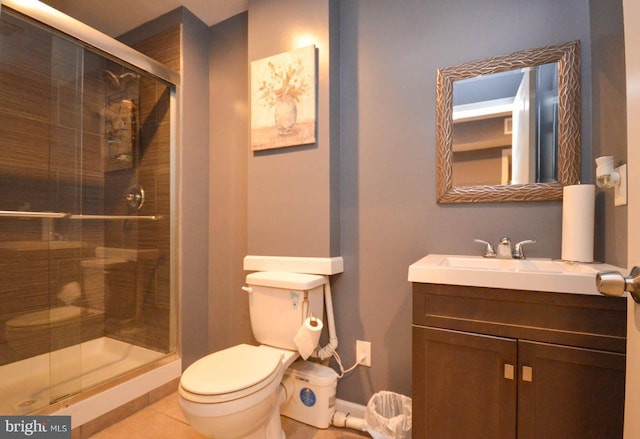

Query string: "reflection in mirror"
[[452, 63, 558, 186], [437, 41, 580, 203]]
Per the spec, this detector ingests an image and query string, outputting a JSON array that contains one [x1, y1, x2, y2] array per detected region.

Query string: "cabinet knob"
[[504, 363, 515, 380], [522, 365, 533, 382]]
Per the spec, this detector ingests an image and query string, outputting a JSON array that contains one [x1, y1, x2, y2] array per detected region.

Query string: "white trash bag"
[[364, 391, 412, 439]]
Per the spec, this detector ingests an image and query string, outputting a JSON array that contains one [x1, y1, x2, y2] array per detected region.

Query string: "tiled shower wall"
[[106, 24, 180, 352]]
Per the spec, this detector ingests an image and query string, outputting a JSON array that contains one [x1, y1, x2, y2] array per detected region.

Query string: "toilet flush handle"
[[241, 286, 253, 294]]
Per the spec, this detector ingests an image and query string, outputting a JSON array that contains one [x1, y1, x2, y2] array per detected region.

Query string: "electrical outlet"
[[614, 164, 628, 206], [356, 340, 371, 367]]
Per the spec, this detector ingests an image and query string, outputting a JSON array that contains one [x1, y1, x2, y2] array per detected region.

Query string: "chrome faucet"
[[474, 237, 536, 259], [497, 237, 513, 259]]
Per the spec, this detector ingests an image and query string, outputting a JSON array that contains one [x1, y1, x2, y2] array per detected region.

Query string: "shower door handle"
[[0, 210, 69, 219]]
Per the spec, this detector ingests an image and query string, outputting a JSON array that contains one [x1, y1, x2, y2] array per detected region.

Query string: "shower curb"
[[70, 377, 179, 438], [58, 364, 181, 438]]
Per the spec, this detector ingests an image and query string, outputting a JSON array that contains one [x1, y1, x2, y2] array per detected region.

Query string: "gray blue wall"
[[590, 0, 627, 264], [209, 13, 253, 353], [337, 0, 624, 403], [125, 0, 627, 405], [339, 0, 582, 402], [247, 0, 340, 257], [228, 0, 625, 404]]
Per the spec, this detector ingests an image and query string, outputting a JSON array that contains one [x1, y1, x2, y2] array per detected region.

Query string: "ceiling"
[[41, 0, 248, 37]]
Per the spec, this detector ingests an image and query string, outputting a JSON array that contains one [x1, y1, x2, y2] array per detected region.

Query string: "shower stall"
[[0, 1, 178, 417]]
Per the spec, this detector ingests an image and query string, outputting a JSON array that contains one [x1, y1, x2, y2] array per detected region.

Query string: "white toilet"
[[5, 280, 105, 357], [178, 271, 326, 439]]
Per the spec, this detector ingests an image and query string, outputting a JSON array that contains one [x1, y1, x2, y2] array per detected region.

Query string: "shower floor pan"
[[0, 337, 166, 415]]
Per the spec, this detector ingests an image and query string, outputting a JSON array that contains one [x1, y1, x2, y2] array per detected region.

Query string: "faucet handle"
[[513, 239, 536, 259], [473, 239, 496, 258]]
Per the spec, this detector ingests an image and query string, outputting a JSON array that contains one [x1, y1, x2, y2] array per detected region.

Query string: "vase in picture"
[[274, 96, 297, 134]]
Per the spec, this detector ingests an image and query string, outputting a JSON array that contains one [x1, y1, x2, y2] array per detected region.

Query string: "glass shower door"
[[0, 7, 84, 412], [0, 7, 175, 414], [46, 24, 86, 406]]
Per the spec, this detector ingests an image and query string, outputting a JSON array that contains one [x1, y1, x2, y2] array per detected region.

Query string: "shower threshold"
[[0, 337, 169, 415]]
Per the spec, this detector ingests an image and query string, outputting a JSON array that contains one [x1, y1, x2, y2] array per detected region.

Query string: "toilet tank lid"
[[246, 271, 327, 290]]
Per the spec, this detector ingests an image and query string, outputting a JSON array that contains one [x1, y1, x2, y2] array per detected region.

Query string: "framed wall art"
[[250, 45, 317, 151]]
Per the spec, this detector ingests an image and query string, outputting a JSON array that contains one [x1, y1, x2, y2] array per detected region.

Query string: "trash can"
[[364, 391, 412, 439]]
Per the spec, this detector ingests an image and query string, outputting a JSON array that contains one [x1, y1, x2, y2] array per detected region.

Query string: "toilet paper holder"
[[307, 313, 321, 327], [596, 267, 640, 303]]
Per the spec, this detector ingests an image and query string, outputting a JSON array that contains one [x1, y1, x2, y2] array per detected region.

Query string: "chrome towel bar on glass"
[[0, 210, 162, 220]]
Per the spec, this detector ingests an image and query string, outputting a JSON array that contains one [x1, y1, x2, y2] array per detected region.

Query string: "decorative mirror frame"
[[436, 41, 581, 203]]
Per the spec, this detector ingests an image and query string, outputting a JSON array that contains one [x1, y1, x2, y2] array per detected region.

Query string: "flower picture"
[[258, 59, 309, 109], [251, 45, 317, 151]]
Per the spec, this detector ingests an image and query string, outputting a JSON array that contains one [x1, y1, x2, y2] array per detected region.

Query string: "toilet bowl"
[[179, 344, 298, 439], [179, 271, 327, 438], [4, 280, 105, 358], [5, 247, 156, 359], [6, 306, 83, 357]]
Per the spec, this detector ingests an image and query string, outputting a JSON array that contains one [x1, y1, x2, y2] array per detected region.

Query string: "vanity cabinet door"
[[413, 326, 517, 439], [517, 340, 625, 439]]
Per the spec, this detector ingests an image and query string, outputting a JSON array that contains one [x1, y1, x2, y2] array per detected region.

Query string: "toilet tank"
[[245, 271, 326, 350]]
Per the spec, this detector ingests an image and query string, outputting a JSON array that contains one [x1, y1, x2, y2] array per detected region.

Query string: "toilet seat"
[[6, 306, 83, 329], [180, 344, 285, 404]]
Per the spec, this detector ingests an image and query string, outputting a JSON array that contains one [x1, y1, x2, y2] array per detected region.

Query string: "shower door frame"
[[0, 0, 182, 420], [2, 0, 181, 85]]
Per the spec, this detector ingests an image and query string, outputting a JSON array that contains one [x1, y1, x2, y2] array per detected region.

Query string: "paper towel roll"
[[294, 316, 323, 360], [561, 184, 595, 262]]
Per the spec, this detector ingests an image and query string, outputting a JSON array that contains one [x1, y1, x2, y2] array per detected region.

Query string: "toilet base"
[[265, 403, 285, 439], [179, 384, 285, 439]]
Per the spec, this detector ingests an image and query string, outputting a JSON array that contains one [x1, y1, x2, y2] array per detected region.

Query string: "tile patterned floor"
[[88, 392, 370, 439]]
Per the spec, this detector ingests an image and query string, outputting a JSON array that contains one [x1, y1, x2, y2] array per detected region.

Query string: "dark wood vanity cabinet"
[[414, 326, 517, 437], [412, 283, 627, 439]]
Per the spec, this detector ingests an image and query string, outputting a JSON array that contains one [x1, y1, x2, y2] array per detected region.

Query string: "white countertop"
[[408, 254, 626, 295]]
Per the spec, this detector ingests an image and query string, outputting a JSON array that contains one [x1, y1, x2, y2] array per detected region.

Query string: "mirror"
[[436, 41, 581, 203]]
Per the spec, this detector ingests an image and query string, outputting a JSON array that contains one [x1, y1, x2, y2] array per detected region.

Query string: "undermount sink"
[[408, 254, 626, 295]]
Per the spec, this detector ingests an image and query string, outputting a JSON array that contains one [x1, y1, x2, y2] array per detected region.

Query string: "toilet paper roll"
[[561, 184, 595, 262], [294, 317, 323, 360], [57, 281, 82, 305]]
